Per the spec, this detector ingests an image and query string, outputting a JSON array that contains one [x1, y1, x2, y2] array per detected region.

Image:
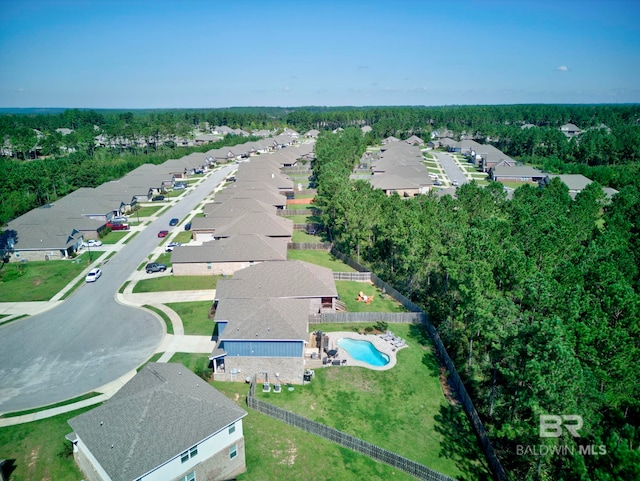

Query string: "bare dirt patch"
[[440, 366, 460, 406]]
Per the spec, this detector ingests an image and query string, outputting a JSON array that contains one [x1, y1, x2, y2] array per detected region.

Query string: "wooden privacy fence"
[[247, 379, 456, 481], [287, 242, 332, 250], [313, 312, 424, 324], [332, 271, 371, 282], [328, 246, 508, 481]]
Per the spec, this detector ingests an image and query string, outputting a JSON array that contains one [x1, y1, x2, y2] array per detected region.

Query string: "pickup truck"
[[106, 222, 130, 231], [145, 262, 167, 274]]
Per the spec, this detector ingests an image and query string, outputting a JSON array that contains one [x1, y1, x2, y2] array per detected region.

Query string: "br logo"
[[539, 415, 583, 438]]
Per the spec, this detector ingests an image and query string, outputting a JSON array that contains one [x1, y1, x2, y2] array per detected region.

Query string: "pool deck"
[[325, 331, 408, 371]]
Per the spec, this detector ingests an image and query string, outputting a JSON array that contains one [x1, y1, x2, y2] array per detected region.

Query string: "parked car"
[[452, 179, 459, 186], [146, 262, 167, 274], [112, 216, 128, 223], [106, 222, 130, 230], [434, 179, 443, 186], [169, 218, 179, 226], [85, 268, 102, 283], [157, 230, 169, 238], [165, 242, 181, 252], [82, 239, 103, 248], [184, 222, 192, 231], [152, 195, 165, 201]]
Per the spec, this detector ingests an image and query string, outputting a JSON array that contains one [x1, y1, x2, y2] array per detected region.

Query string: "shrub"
[[374, 320, 388, 332]]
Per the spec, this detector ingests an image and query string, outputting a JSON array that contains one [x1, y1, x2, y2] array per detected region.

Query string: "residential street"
[[0, 164, 236, 414], [432, 151, 468, 186]]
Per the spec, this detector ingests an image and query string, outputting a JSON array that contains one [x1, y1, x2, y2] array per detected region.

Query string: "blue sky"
[[1, 0, 639, 108]]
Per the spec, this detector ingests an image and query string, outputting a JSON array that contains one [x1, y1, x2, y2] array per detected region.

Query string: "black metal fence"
[[329, 247, 508, 481], [247, 379, 456, 481]]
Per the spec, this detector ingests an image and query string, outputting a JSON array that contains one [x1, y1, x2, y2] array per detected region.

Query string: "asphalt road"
[[0, 164, 237, 413], [433, 151, 467, 186]]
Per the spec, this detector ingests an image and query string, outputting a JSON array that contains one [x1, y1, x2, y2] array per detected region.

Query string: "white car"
[[82, 239, 103, 248], [165, 242, 181, 252], [85, 268, 102, 283], [452, 180, 459, 186]]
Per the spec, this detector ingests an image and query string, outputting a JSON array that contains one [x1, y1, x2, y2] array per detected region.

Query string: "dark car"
[[184, 222, 192, 231], [157, 230, 169, 238], [145, 262, 167, 274], [152, 195, 165, 201], [169, 218, 179, 226]]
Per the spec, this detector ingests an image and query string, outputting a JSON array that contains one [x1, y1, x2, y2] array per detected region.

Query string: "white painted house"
[[67, 363, 248, 481]]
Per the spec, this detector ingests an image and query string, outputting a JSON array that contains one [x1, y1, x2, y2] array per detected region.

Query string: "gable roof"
[[213, 212, 293, 238], [215, 260, 338, 300], [171, 235, 287, 263], [68, 363, 247, 481]]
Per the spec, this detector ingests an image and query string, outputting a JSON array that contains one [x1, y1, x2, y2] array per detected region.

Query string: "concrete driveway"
[[0, 164, 236, 414]]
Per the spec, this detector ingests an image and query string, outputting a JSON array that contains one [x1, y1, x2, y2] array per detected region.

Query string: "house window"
[[181, 445, 198, 463], [207, 263, 212, 270], [230, 444, 237, 459], [229, 423, 236, 435], [177, 472, 195, 481]]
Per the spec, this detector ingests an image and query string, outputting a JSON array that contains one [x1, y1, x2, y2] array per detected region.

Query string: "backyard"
[[255, 323, 489, 480], [287, 249, 356, 272]]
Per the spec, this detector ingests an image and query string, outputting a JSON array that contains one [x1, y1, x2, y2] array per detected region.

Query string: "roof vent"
[[100, 421, 104, 426]]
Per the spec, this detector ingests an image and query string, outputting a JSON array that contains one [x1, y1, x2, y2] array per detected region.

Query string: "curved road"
[[0, 164, 236, 414]]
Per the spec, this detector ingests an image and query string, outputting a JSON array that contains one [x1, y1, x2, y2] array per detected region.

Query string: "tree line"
[[312, 128, 639, 481]]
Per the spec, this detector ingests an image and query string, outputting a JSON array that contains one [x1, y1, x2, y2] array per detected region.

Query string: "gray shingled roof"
[[216, 297, 310, 341], [68, 363, 247, 481], [171, 235, 287, 263], [215, 260, 337, 300], [213, 212, 293, 238], [203, 197, 276, 218]]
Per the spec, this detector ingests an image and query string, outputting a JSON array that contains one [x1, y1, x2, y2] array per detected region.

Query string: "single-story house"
[[67, 363, 248, 481], [491, 165, 545, 183], [171, 234, 288, 276]]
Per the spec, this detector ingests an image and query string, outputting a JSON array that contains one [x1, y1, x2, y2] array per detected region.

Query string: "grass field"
[[0, 406, 92, 481], [335, 281, 406, 313], [166, 301, 214, 335], [255, 323, 489, 480], [132, 275, 221, 293], [291, 231, 325, 242], [0, 253, 95, 302], [287, 249, 355, 272], [143, 304, 174, 335]]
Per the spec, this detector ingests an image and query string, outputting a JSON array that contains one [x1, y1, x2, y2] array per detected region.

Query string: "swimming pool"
[[337, 338, 390, 367]]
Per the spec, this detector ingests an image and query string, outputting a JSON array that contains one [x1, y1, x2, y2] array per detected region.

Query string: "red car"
[[106, 222, 130, 231], [157, 230, 169, 238]]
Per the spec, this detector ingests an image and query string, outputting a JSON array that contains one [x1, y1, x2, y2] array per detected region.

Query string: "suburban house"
[[171, 234, 288, 276], [361, 125, 373, 134], [541, 174, 619, 200], [362, 141, 433, 196], [381, 136, 400, 144], [305, 129, 320, 138], [560, 123, 582, 138], [210, 260, 339, 382], [491, 165, 546, 183], [67, 362, 248, 481], [405, 135, 424, 146]]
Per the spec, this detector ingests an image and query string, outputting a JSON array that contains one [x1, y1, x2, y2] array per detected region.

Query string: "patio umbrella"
[[327, 349, 338, 357]]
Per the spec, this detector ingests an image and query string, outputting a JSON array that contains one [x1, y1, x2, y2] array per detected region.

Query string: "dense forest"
[[312, 128, 639, 481]]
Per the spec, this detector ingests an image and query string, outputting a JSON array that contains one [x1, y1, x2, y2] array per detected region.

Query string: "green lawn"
[[100, 231, 130, 244], [143, 304, 174, 335], [291, 231, 326, 242], [0, 253, 96, 302], [134, 205, 163, 217], [166, 301, 214, 336], [132, 275, 221, 293], [335, 281, 406, 313], [287, 250, 355, 272], [0, 406, 93, 481], [284, 214, 312, 223], [256, 323, 488, 480]]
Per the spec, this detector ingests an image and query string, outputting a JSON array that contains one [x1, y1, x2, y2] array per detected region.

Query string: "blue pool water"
[[337, 338, 390, 367]]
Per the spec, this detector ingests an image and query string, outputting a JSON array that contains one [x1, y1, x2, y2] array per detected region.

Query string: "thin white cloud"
[[282, 86, 291, 92], [556, 66, 569, 72]]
